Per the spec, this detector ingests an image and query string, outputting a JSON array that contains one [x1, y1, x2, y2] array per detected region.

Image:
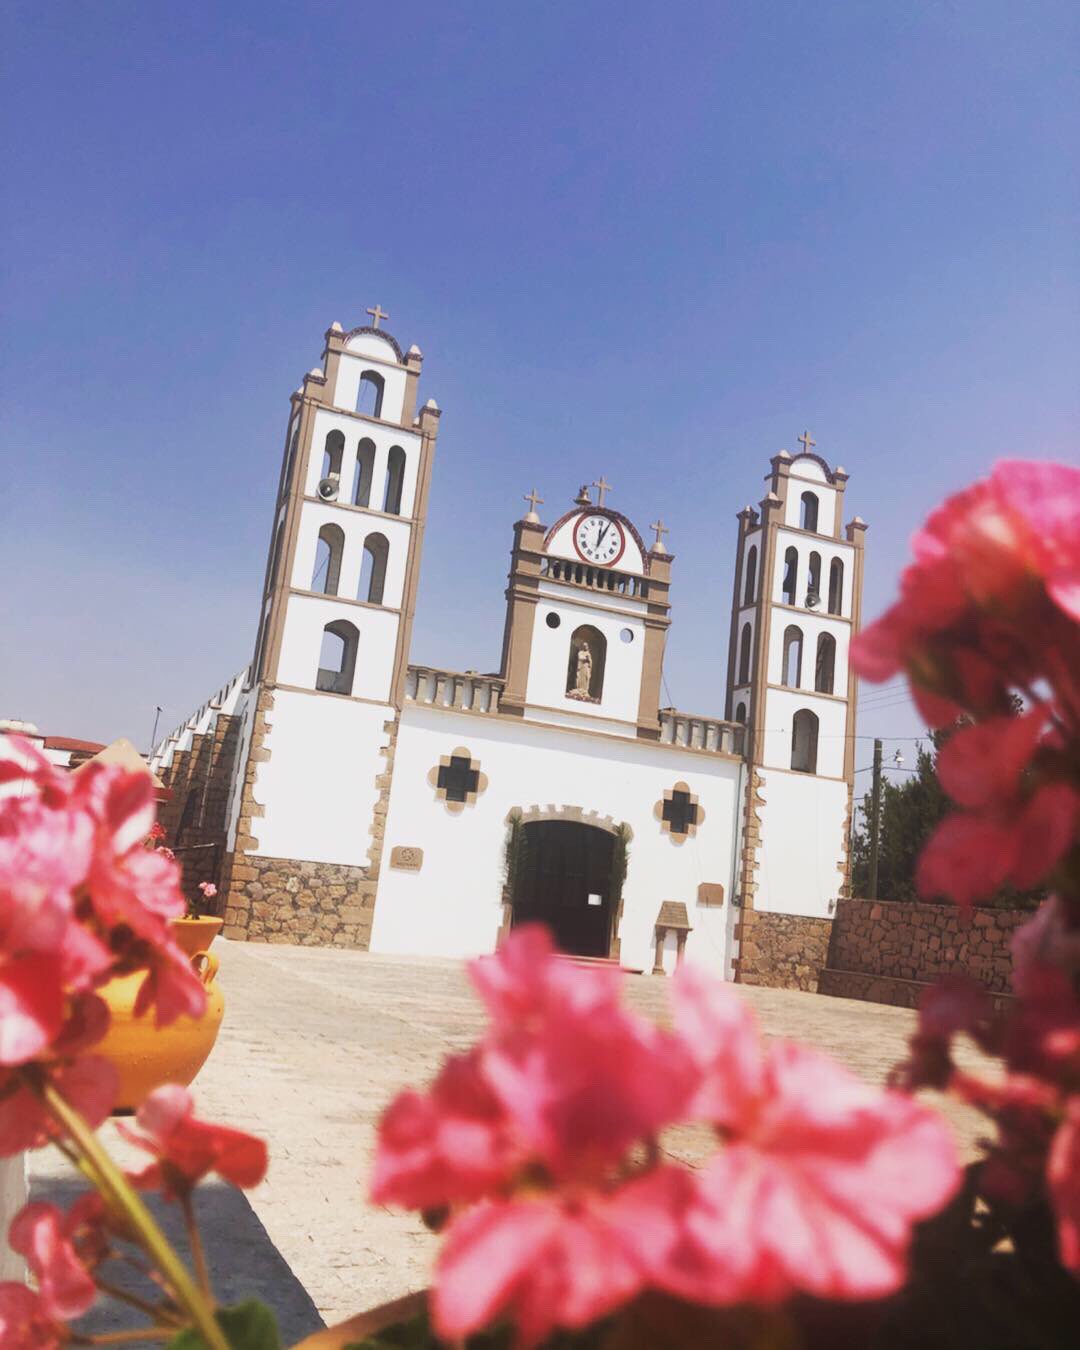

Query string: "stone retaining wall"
[[735, 910, 834, 992], [826, 898, 1025, 996], [221, 853, 377, 948]]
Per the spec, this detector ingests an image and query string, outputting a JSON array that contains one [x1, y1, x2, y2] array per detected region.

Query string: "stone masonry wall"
[[158, 712, 241, 911], [735, 910, 834, 992], [220, 853, 377, 947], [821, 898, 1026, 1001]]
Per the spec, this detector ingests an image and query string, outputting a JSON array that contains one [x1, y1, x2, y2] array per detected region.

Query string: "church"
[[149, 313, 866, 981]]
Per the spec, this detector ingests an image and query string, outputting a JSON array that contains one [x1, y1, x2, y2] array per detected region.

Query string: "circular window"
[[620, 628, 634, 644], [546, 612, 561, 629]]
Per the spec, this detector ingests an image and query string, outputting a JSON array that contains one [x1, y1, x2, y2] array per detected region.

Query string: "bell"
[[574, 485, 592, 506]]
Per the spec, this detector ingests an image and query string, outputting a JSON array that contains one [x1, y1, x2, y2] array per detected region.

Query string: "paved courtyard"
[[33, 940, 991, 1339]]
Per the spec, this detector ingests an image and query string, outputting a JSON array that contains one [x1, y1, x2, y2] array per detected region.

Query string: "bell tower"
[[220, 309, 441, 951], [726, 437, 867, 920]]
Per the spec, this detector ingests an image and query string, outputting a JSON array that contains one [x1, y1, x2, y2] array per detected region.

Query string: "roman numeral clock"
[[573, 512, 626, 566]]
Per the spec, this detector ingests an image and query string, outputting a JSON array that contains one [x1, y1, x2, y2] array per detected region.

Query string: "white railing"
[[405, 666, 505, 715], [538, 556, 646, 598], [658, 710, 743, 756]]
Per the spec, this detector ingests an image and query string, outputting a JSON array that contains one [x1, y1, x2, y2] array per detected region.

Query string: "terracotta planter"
[[95, 949, 225, 1113], [292, 1292, 427, 1349], [171, 915, 223, 959]]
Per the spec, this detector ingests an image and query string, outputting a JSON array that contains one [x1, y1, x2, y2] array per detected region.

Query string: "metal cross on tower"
[[523, 487, 544, 514], [650, 518, 669, 550], [592, 476, 613, 507], [366, 304, 390, 329], [797, 429, 816, 453]]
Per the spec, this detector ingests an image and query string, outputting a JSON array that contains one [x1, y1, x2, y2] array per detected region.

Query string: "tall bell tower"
[[220, 309, 441, 950], [726, 437, 867, 927]]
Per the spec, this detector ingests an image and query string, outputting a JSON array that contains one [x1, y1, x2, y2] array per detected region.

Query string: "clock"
[[573, 512, 626, 567]]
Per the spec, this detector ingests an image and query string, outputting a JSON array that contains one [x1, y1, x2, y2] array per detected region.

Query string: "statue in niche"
[[566, 630, 602, 703]]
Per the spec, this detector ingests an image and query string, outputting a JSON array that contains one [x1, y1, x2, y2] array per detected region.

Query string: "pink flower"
[[434, 1183, 665, 1346], [1048, 1099, 1080, 1272], [852, 460, 1080, 716], [647, 968, 961, 1305], [374, 927, 698, 1345], [8, 1202, 96, 1322], [0, 1284, 60, 1350], [119, 1085, 268, 1197], [198, 881, 217, 899], [371, 1049, 515, 1210], [470, 927, 697, 1177], [0, 1056, 117, 1158], [916, 782, 1079, 907], [0, 955, 65, 1065]]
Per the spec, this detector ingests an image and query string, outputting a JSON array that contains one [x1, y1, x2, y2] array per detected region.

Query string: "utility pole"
[[868, 737, 883, 900]]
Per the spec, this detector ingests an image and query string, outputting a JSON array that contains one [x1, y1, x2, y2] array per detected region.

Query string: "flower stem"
[[94, 1278, 183, 1327], [181, 1191, 212, 1300], [37, 1079, 228, 1350]]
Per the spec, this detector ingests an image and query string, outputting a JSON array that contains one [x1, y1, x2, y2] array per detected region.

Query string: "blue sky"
[[2, 1, 1076, 786]]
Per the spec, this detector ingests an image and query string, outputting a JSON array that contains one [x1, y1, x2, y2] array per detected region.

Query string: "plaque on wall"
[[697, 882, 725, 907], [390, 846, 424, 872]]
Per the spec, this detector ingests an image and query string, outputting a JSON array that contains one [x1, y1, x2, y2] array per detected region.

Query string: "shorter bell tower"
[[726, 437, 867, 923]]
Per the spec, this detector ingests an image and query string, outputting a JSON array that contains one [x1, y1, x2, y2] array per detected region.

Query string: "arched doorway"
[[512, 820, 616, 957]]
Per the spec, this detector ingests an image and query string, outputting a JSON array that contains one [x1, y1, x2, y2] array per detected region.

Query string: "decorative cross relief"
[[655, 781, 706, 843], [366, 304, 390, 329], [427, 746, 488, 814]]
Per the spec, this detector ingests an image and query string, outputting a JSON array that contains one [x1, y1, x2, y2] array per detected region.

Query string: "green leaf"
[[167, 1299, 281, 1350]]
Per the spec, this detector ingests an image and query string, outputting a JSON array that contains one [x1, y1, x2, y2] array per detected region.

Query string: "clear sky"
[[2, 1, 1076, 790]]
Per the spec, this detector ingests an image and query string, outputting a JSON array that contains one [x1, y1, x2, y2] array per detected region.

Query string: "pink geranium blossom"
[[647, 968, 961, 1305], [374, 926, 698, 1345], [119, 1085, 268, 1197], [0, 1284, 60, 1350], [1048, 1100, 1080, 1272], [0, 1056, 117, 1158], [8, 1202, 96, 1322]]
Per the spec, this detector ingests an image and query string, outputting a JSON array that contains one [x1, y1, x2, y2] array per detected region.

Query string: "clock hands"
[[596, 520, 611, 551]]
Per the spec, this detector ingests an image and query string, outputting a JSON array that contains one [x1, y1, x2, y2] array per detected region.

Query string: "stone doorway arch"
[[501, 806, 633, 960]]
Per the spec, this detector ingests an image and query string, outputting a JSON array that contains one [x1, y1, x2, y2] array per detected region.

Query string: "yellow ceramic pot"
[[95, 950, 225, 1113], [171, 915, 223, 960]]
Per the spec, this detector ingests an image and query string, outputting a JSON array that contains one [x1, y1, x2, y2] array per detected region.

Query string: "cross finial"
[[366, 304, 390, 330], [650, 519, 670, 553], [797, 429, 816, 453], [592, 476, 613, 507], [523, 487, 544, 521]]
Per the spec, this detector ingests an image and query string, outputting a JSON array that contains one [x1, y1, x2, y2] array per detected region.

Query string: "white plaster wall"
[[753, 769, 849, 918], [307, 409, 421, 520], [525, 596, 645, 725], [782, 457, 838, 536], [251, 688, 390, 867], [766, 610, 850, 694], [334, 339, 408, 422], [372, 705, 743, 978], [276, 593, 399, 702], [545, 513, 646, 575], [760, 686, 847, 779], [290, 502, 411, 610], [772, 528, 853, 617]]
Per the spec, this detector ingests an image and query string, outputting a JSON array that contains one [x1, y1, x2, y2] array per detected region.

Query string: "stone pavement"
[[31, 940, 991, 1338]]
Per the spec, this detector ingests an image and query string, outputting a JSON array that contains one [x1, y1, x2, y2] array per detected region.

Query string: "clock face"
[[573, 512, 626, 567]]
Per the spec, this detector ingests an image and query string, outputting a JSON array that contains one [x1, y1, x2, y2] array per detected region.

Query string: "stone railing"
[[539, 556, 646, 598], [405, 666, 505, 715], [658, 710, 744, 755]]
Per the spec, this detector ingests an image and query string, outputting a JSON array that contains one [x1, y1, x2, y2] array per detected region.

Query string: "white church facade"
[[149, 314, 866, 981]]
